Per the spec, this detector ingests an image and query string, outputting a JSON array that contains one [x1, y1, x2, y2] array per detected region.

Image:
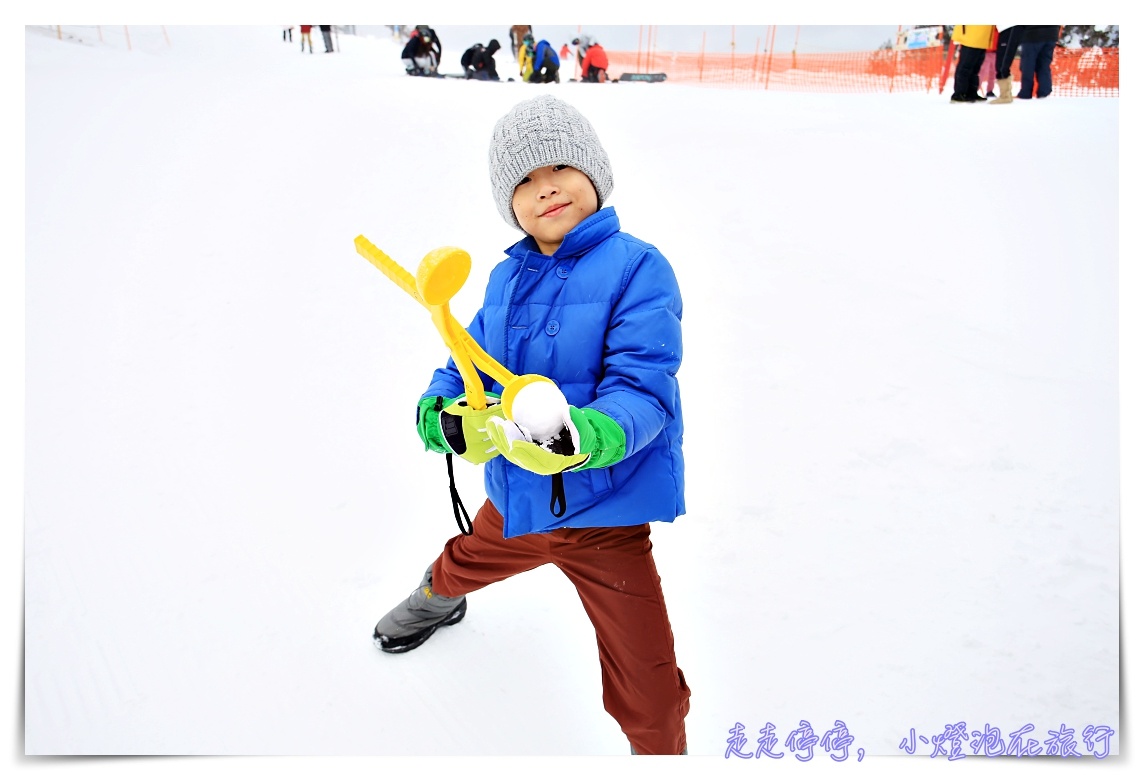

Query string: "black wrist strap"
[[550, 473, 567, 518], [445, 453, 474, 535]]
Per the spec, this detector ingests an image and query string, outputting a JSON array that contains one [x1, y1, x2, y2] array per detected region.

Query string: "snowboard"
[[568, 73, 668, 84], [619, 72, 668, 83], [438, 73, 513, 81]]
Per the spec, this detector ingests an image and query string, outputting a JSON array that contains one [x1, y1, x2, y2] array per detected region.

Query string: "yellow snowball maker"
[[354, 235, 551, 414]]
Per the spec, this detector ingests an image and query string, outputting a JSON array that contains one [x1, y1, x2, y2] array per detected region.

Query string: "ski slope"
[[21, 24, 1122, 770]]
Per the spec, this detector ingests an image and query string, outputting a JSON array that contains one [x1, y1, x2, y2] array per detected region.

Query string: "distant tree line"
[[1058, 25, 1118, 47], [885, 25, 1120, 53]]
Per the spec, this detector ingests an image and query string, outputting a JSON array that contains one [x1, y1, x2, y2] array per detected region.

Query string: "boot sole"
[[373, 598, 467, 654]]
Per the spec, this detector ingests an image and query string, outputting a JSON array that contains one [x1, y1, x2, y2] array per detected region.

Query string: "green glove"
[[486, 406, 626, 476], [416, 392, 504, 465]]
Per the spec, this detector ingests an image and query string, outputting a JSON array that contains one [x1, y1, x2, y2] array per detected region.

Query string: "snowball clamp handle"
[[354, 235, 548, 414]]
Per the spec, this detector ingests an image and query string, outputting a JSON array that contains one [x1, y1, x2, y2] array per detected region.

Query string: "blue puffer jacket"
[[534, 39, 559, 69], [423, 207, 686, 538]]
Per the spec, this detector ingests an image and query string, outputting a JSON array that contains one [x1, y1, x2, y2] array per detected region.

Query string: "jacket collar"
[[505, 206, 620, 261]]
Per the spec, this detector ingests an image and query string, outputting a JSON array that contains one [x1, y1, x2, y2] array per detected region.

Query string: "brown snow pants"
[[431, 499, 690, 755]]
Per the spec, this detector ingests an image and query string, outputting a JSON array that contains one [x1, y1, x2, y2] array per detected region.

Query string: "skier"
[[372, 95, 691, 755]]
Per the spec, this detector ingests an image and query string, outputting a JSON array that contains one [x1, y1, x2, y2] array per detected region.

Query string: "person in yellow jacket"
[[517, 33, 535, 81], [950, 25, 993, 103]]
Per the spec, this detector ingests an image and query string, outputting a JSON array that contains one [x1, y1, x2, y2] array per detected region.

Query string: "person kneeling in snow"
[[578, 36, 610, 82], [402, 25, 441, 76], [462, 39, 502, 80], [529, 38, 561, 83]]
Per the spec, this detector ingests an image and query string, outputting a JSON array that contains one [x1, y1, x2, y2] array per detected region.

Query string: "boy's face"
[[511, 165, 599, 255]]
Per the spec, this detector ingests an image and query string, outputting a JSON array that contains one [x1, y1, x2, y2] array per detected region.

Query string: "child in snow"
[[373, 95, 690, 755]]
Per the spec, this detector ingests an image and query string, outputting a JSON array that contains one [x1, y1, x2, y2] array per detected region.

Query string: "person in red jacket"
[[580, 39, 609, 82], [299, 25, 313, 54]]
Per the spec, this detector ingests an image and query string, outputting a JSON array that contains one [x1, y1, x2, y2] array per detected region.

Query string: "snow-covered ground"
[[18, 23, 1129, 774]]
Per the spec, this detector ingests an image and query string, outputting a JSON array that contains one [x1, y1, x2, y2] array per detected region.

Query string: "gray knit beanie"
[[488, 94, 614, 231]]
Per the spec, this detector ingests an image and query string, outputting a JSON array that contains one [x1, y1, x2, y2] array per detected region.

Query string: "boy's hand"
[[416, 393, 504, 465], [486, 416, 588, 475], [485, 406, 626, 475]]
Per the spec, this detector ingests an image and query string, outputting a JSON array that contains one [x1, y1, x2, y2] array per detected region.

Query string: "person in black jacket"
[[402, 25, 442, 76], [462, 39, 502, 80], [319, 25, 334, 53], [1017, 25, 1060, 98]]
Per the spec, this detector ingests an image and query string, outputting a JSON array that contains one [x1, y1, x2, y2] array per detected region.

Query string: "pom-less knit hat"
[[488, 94, 614, 231]]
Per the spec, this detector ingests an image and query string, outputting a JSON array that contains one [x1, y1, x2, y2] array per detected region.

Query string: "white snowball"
[[511, 380, 569, 443]]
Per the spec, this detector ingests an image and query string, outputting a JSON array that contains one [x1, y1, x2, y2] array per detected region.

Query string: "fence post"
[[699, 30, 705, 82], [889, 25, 900, 93], [764, 25, 777, 90], [938, 42, 956, 94], [731, 25, 736, 85], [162, 25, 170, 47], [753, 37, 760, 84], [124, 25, 132, 51]]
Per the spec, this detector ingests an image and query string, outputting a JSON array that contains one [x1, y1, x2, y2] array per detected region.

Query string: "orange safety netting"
[[607, 45, 1119, 97]]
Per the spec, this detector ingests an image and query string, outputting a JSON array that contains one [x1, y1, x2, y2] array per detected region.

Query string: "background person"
[[402, 25, 442, 76], [949, 25, 992, 103], [517, 33, 536, 82], [509, 25, 532, 56], [530, 38, 560, 83], [977, 26, 999, 97], [990, 24, 1024, 104], [1017, 25, 1061, 98], [462, 39, 502, 80], [580, 37, 610, 82]]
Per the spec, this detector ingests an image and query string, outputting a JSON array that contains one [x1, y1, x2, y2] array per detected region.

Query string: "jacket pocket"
[[588, 466, 613, 496]]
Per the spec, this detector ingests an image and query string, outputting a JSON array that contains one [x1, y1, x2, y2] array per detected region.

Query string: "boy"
[[373, 95, 690, 755]]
